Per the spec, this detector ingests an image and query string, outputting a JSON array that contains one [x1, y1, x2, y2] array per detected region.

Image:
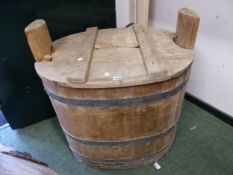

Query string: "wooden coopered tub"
[[24, 8, 199, 169], [42, 67, 189, 169]]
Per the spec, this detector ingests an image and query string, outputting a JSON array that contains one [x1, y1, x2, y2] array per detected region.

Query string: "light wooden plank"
[[0, 153, 58, 175], [67, 27, 98, 83], [133, 25, 167, 78], [132, 0, 150, 27]]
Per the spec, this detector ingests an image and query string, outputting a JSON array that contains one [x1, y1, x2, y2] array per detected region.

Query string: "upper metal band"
[[45, 79, 188, 108]]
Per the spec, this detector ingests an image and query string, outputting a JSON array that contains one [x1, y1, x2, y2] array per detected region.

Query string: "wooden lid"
[[35, 26, 194, 88]]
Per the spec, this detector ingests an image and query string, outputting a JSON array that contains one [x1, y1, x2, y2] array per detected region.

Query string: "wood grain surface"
[[175, 8, 200, 49], [132, 0, 150, 27], [0, 153, 58, 175], [25, 19, 53, 62], [67, 27, 98, 83]]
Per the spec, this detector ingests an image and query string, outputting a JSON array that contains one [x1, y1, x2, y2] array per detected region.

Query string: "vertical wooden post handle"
[[175, 8, 200, 49], [24, 19, 53, 62]]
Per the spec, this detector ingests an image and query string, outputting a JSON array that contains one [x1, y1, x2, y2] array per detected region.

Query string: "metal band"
[[46, 79, 188, 108], [70, 133, 175, 166], [72, 145, 168, 164], [64, 124, 176, 146]]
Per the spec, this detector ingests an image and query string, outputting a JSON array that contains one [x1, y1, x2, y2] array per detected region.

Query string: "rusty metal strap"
[[63, 124, 176, 146], [70, 134, 175, 166], [45, 79, 188, 108]]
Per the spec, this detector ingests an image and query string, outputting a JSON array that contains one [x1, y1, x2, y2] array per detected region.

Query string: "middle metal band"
[[63, 125, 176, 146]]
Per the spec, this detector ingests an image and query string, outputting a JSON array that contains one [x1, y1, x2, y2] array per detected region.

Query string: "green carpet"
[[0, 100, 233, 175]]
